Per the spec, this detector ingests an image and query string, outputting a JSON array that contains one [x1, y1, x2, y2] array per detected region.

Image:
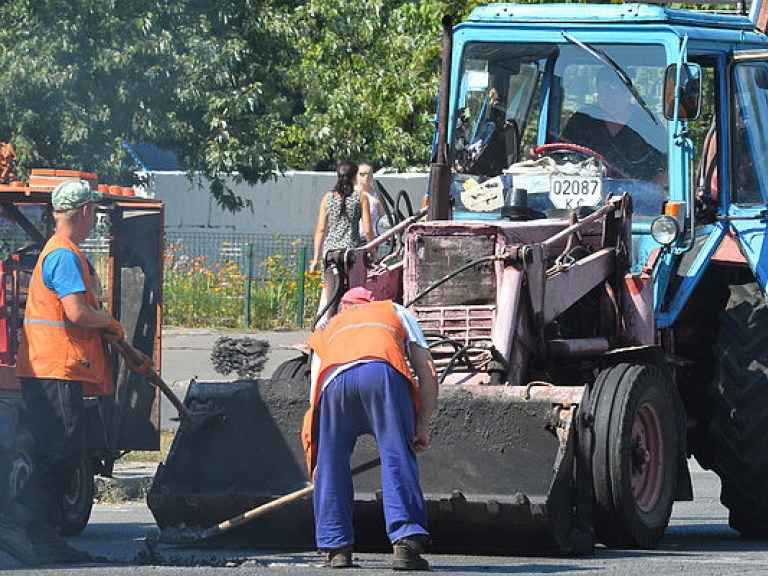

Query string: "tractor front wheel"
[[590, 363, 678, 548], [271, 355, 310, 383]]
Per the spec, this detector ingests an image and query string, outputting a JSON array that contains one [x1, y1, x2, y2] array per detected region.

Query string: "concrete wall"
[[147, 170, 428, 237]]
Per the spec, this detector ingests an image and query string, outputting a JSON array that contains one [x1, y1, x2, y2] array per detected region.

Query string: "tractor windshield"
[[452, 41, 668, 219]]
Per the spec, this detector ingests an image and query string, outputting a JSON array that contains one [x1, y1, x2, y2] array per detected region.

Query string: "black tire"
[[709, 282, 768, 538], [0, 428, 34, 512], [271, 355, 310, 383], [590, 363, 678, 548], [59, 456, 94, 536], [0, 427, 93, 534]]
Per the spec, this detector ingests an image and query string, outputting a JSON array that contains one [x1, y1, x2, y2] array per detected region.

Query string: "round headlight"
[[650, 215, 681, 246]]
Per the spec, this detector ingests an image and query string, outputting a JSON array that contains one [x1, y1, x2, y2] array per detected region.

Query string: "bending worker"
[[303, 287, 439, 571], [0, 180, 125, 566]]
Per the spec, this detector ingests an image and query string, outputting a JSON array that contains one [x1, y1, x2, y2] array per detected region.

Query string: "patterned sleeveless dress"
[[322, 190, 362, 256]]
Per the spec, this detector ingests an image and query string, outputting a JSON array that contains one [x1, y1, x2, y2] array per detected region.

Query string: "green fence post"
[[297, 245, 307, 328], [244, 242, 253, 328]]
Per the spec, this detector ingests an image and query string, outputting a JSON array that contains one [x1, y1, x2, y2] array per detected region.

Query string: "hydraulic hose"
[[311, 257, 347, 329], [438, 344, 473, 384], [374, 180, 398, 225], [423, 332, 478, 382], [396, 189, 414, 220], [424, 333, 465, 352], [374, 180, 399, 259]]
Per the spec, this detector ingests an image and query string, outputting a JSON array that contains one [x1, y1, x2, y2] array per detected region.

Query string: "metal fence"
[[0, 218, 319, 328], [164, 231, 319, 329], [165, 231, 313, 272]]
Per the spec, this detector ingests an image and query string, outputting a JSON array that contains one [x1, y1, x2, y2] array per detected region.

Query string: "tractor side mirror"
[[663, 63, 702, 121]]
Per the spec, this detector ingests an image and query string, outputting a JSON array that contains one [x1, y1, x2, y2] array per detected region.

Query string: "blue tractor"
[[421, 1, 768, 549]]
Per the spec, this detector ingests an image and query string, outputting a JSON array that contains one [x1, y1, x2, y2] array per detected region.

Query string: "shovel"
[[159, 456, 382, 544], [110, 339, 193, 421]]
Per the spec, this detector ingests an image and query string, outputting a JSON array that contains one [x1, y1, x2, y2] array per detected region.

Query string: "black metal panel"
[[415, 233, 496, 306], [112, 208, 162, 451]]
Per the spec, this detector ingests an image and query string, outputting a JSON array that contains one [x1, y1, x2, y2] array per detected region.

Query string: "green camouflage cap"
[[51, 179, 102, 211]]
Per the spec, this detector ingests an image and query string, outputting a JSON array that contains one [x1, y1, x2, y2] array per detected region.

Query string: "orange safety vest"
[[301, 300, 419, 476], [15, 234, 114, 396]]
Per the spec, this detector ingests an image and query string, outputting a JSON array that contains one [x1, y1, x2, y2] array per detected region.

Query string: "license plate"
[[549, 176, 603, 209]]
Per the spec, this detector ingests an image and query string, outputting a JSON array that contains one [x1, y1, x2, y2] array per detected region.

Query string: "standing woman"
[[356, 162, 384, 244], [310, 160, 374, 320]]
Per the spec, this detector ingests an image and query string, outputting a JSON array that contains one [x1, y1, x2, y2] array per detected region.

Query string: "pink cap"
[[341, 287, 376, 304]]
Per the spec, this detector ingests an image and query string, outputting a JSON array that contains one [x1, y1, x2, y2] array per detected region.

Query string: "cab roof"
[[467, 3, 755, 31]]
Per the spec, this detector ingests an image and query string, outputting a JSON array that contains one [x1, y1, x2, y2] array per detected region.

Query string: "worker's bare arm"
[[310, 196, 328, 273], [409, 343, 439, 452], [60, 291, 113, 329]]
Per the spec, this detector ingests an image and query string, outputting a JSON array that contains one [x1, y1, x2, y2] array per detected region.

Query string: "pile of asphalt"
[[210, 336, 270, 378]]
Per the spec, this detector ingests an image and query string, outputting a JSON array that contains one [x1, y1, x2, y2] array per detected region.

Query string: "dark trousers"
[[14, 378, 86, 528], [314, 361, 428, 549]]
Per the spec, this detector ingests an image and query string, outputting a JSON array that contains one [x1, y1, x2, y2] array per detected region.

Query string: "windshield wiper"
[[562, 32, 659, 126]]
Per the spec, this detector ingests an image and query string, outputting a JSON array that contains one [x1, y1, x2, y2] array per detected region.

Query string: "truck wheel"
[[0, 428, 34, 511], [59, 456, 94, 536], [709, 282, 768, 538], [591, 363, 677, 548], [1, 430, 94, 534], [271, 356, 310, 382]]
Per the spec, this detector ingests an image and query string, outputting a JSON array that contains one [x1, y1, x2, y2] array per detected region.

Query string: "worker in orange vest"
[[0, 180, 126, 566], [303, 286, 439, 571]]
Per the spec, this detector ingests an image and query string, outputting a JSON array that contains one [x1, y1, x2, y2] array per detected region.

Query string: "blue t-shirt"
[[42, 248, 86, 298]]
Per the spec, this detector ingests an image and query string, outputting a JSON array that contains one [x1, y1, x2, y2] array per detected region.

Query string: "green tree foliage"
[[0, 0, 475, 209], [0, 1, 185, 182], [271, 0, 472, 171]]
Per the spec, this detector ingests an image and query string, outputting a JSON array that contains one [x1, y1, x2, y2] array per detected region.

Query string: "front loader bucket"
[[148, 378, 592, 554], [147, 379, 316, 549], [375, 384, 593, 554]]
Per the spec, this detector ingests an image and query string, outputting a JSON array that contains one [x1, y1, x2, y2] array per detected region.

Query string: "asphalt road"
[[2, 463, 768, 574]]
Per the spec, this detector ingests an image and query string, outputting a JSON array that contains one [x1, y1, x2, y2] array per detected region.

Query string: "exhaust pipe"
[[427, 15, 453, 221]]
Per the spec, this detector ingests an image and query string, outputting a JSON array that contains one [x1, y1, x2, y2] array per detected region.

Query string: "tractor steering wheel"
[[533, 142, 611, 175]]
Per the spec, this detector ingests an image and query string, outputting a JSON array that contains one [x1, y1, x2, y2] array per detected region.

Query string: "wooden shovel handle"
[[200, 457, 382, 540], [110, 339, 191, 420]]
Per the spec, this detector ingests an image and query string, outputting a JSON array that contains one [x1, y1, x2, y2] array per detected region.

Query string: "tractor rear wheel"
[[271, 355, 310, 382], [709, 282, 768, 538], [591, 363, 678, 548]]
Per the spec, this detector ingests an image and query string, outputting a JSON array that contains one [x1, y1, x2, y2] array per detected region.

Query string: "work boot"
[[29, 523, 92, 565], [324, 545, 354, 568], [0, 513, 41, 566], [392, 535, 430, 571]]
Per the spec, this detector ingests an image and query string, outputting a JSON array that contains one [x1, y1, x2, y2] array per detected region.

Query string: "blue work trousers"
[[314, 361, 428, 549]]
